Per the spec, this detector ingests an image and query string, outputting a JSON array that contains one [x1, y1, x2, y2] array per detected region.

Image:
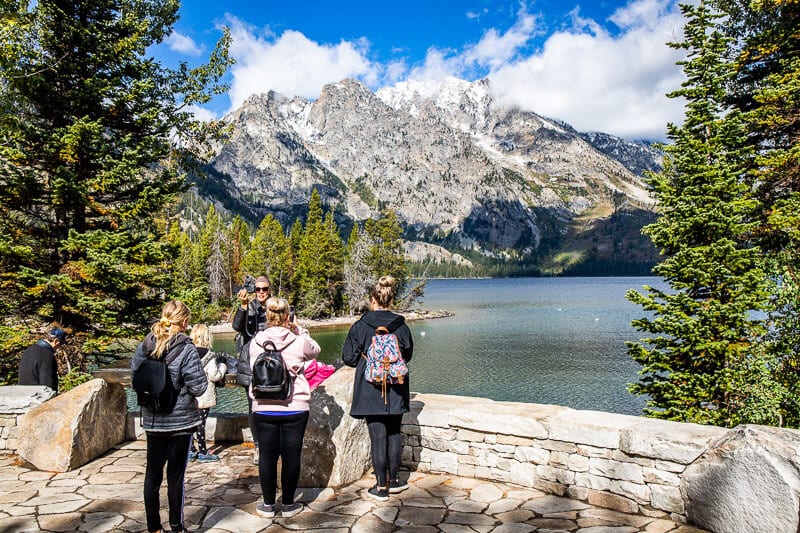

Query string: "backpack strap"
[[256, 337, 296, 353]]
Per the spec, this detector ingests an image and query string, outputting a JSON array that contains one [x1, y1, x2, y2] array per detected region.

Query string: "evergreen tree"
[[242, 214, 290, 296], [0, 0, 232, 353], [364, 209, 409, 299], [226, 216, 250, 297], [165, 221, 194, 289], [293, 189, 343, 317], [626, 1, 776, 426], [205, 211, 226, 303], [715, 0, 800, 426], [195, 204, 219, 291], [286, 218, 303, 300]]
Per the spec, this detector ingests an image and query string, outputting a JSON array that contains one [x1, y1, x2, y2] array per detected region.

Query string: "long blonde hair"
[[371, 275, 397, 308], [190, 324, 212, 349], [266, 297, 290, 327], [151, 300, 191, 359]]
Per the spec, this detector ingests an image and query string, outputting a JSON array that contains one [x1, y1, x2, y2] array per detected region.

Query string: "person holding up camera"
[[232, 275, 271, 463]]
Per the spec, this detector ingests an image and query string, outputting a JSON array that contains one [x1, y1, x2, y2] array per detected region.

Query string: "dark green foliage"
[[714, 0, 800, 427], [0, 0, 232, 369], [626, 1, 777, 427], [292, 189, 345, 318]]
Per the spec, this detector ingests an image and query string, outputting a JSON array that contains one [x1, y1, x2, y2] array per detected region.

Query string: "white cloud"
[[217, 1, 686, 140], [166, 31, 202, 56], [466, 8, 489, 20], [186, 104, 218, 123], [488, 0, 686, 140], [464, 9, 538, 70], [226, 17, 379, 110], [408, 6, 539, 81]]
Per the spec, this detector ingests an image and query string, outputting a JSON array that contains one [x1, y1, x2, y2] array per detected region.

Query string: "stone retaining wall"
[[402, 393, 719, 523], [4, 371, 800, 532], [400, 392, 800, 533], [0, 386, 56, 452]]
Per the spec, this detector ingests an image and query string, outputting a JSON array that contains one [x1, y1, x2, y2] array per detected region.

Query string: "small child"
[[189, 324, 227, 462]]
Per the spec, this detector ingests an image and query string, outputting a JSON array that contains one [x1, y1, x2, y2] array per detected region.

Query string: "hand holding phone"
[[289, 305, 296, 323]]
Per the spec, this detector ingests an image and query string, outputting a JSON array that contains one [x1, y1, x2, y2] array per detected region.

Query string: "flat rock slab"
[[1, 442, 706, 532]]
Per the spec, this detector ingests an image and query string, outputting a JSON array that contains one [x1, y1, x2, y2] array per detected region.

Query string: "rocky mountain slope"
[[203, 77, 662, 274]]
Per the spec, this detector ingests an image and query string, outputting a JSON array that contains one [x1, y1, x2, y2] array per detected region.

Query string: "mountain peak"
[[207, 78, 661, 274]]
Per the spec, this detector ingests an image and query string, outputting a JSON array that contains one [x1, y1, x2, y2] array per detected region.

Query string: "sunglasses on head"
[[255, 286, 270, 293]]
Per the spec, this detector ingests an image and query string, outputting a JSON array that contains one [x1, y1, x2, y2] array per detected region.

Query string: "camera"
[[289, 305, 295, 322], [234, 275, 257, 294]]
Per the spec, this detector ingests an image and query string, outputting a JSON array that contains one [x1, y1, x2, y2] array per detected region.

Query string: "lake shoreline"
[[209, 308, 454, 334]]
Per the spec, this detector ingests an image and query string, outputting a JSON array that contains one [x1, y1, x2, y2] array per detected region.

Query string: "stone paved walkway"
[[0, 442, 709, 532]]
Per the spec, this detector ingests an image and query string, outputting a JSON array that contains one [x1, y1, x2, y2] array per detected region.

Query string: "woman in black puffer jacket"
[[131, 300, 207, 533]]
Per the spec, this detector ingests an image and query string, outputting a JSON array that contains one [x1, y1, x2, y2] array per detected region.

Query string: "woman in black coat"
[[342, 276, 413, 501]]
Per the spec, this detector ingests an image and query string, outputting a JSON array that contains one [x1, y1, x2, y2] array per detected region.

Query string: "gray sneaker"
[[281, 502, 303, 518], [255, 503, 275, 518]]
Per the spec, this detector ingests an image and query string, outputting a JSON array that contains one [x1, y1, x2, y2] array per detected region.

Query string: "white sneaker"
[[253, 446, 259, 465]]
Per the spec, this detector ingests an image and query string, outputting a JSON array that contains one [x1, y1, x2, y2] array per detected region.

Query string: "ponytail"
[[151, 300, 191, 359]]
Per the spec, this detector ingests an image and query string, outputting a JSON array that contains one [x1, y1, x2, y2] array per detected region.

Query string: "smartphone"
[[289, 305, 295, 322]]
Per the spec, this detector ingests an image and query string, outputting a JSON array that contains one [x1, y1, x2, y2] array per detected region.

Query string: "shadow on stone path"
[[0, 441, 710, 532]]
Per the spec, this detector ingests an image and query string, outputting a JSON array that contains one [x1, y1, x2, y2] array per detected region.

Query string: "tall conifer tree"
[[715, 0, 800, 425], [242, 214, 290, 295], [293, 189, 343, 317], [364, 209, 409, 299], [0, 0, 232, 350], [626, 1, 774, 426]]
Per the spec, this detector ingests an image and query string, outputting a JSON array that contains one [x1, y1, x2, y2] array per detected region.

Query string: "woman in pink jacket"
[[248, 297, 320, 520]]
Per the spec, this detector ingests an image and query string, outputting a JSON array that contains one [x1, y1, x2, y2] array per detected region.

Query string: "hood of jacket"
[[360, 310, 406, 332], [254, 326, 298, 351], [141, 332, 192, 359]]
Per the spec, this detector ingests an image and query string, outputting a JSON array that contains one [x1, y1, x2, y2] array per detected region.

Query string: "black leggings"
[[191, 408, 210, 454], [246, 390, 258, 446], [144, 431, 193, 532], [366, 415, 403, 487], [254, 411, 309, 505]]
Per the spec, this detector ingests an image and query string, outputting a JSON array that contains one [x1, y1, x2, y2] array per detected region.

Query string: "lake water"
[[208, 277, 661, 416]]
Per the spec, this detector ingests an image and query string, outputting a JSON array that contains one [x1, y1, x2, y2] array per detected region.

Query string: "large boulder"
[[300, 366, 371, 487], [18, 378, 126, 472], [681, 424, 800, 533]]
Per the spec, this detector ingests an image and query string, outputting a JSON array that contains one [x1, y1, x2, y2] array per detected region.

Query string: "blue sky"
[[156, 0, 688, 141]]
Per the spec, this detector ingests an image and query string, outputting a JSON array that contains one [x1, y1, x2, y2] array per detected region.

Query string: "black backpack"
[[251, 338, 295, 400], [132, 349, 182, 413]]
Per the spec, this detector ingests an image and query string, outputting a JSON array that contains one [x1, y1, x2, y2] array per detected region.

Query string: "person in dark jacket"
[[232, 275, 271, 463], [18, 327, 67, 392], [131, 300, 207, 533], [342, 275, 413, 501]]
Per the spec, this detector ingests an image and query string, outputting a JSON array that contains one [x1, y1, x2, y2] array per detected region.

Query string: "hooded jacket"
[[342, 310, 413, 417], [196, 347, 227, 410], [131, 332, 208, 432], [248, 325, 320, 412]]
